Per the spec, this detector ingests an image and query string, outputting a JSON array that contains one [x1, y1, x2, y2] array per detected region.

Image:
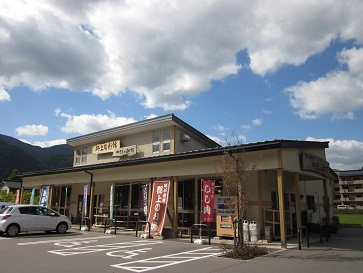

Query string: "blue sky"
[[1, 1, 363, 170]]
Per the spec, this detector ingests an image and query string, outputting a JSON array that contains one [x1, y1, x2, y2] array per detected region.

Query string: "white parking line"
[[17, 235, 116, 246], [48, 240, 163, 256], [111, 247, 220, 272]]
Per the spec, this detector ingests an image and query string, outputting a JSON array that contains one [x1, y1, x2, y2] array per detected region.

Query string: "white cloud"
[[15, 124, 48, 136], [1, 1, 363, 111], [55, 108, 62, 117], [307, 137, 363, 170], [0, 88, 11, 101], [20, 138, 66, 148], [252, 118, 262, 126], [144, 114, 158, 120], [285, 47, 363, 119], [242, 124, 251, 130], [59, 111, 137, 135]]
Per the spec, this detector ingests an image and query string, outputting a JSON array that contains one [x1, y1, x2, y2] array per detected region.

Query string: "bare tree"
[[219, 146, 259, 246]]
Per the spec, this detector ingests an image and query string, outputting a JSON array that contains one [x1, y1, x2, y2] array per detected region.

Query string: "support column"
[[277, 168, 287, 249], [48, 185, 54, 208], [294, 173, 302, 230], [194, 178, 199, 224], [89, 182, 95, 227], [257, 171, 263, 227], [19, 186, 24, 204], [173, 176, 178, 233], [323, 179, 330, 226]]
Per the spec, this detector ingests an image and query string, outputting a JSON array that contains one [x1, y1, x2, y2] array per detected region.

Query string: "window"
[[162, 131, 171, 151], [153, 131, 171, 153], [75, 147, 87, 164], [19, 206, 37, 215], [152, 133, 160, 153]]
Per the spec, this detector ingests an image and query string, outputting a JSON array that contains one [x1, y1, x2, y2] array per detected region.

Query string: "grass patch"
[[335, 213, 363, 225]]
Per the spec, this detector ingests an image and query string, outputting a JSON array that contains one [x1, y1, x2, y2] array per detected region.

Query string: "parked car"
[[337, 204, 353, 210], [0, 204, 72, 237], [0, 202, 14, 210]]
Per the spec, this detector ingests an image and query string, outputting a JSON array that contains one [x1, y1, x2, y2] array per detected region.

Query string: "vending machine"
[[216, 196, 237, 237]]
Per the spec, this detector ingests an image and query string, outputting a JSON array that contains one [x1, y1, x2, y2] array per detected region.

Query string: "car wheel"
[[6, 224, 20, 237], [56, 222, 68, 234]]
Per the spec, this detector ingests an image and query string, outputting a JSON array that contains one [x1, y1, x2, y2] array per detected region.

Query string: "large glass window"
[[131, 184, 141, 209], [114, 185, 129, 216]]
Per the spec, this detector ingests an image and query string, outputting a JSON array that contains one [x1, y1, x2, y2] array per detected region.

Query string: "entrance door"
[[77, 194, 97, 224], [51, 186, 71, 217]]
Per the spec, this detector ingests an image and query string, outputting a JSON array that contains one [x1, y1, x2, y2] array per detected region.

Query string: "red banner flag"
[[146, 178, 170, 236], [202, 180, 215, 222]]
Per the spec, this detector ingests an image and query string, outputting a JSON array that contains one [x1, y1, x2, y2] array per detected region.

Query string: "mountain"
[[0, 134, 73, 181]]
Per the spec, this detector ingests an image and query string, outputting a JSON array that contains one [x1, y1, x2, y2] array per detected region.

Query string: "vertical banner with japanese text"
[[141, 184, 148, 217], [146, 178, 170, 236], [110, 184, 114, 220], [39, 186, 50, 207], [202, 180, 215, 222], [83, 185, 88, 217]]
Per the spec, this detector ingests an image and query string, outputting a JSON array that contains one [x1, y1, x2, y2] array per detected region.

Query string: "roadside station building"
[[18, 114, 336, 247]]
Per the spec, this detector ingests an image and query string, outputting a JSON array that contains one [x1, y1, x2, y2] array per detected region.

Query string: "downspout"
[[85, 170, 95, 227]]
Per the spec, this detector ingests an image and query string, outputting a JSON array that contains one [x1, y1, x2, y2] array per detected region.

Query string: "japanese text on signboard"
[[202, 180, 215, 222], [92, 140, 120, 155], [146, 179, 170, 236]]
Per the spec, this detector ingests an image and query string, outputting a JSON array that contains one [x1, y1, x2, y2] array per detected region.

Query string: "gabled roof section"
[[66, 113, 221, 148]]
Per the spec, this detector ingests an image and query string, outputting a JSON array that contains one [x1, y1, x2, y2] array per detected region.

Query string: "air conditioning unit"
[[180, 133, 190, 142]]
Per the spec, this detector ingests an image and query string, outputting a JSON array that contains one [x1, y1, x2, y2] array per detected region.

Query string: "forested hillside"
[[0, 134, 73, 180]]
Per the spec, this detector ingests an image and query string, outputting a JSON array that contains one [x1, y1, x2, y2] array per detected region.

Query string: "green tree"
[[7, 169, 19, 180], [0, 191, 16, 202]]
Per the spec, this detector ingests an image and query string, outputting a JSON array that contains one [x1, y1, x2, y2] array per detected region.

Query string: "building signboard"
[[112, 145, 137, 157], [92, 140, 120, 155], [300, 151, 329, 177]]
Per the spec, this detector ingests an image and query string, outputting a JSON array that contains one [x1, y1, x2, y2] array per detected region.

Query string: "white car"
[[0, 202, 14, 210], [0, 204, 72, 237]]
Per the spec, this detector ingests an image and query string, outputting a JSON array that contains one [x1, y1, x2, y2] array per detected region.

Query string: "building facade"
[[18, 114, 336, 247], [335, 169, 363, 208]]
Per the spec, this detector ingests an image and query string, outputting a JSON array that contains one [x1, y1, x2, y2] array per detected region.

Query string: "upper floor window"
[[162, 131, 171, 151], [75, 147, 87, 164], [152, 133, 160, 153], [152, 131, 171, 153]]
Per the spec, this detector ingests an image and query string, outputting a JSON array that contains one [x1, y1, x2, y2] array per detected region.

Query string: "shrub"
[[219, 242, 268, 260]]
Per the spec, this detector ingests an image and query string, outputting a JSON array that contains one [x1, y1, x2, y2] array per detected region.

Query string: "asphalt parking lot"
[[1, 227, 362, 273]]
